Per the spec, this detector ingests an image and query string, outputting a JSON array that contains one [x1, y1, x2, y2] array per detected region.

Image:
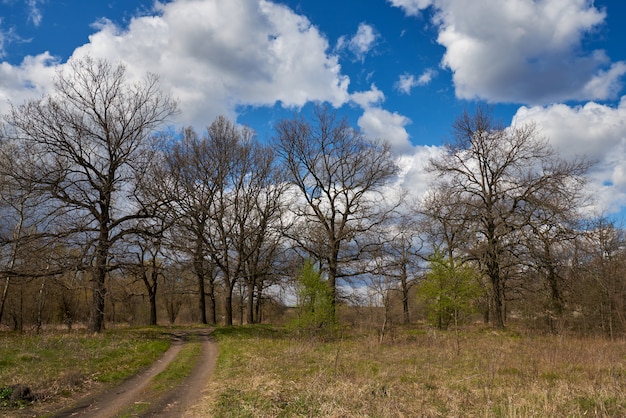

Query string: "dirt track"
[[52, 329, 217, 418]]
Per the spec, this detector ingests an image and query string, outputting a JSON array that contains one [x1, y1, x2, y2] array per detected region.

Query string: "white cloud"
[[0, 0, 352, 127], [337, 22, 379, 62], [391, 0, 626, 105], [350, 84, 414, 155], [0, 53, 58, 113], [27, 0, 43, 27], [394, 145, 442, 202], [417, 68, 436, 85], [395, 73, 417, 94], [351, 84, 385, 108], [512, 97, 626, 214], [395, 69, 436, 94], [358, 106, 414, 154], [387, 0, 434, 17]]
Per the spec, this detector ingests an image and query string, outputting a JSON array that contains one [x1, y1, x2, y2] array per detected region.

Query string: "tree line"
[[1, 57, 624, 336]]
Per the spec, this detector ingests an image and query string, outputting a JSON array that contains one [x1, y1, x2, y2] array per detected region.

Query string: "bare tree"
[[158, 117, 286, 326], [157, 128, 219, 324], [203, 117, 285, 326], [4, 56, 177, 332], [122, 218, 167, 326], [241, 179, 288, 324], [426, 106, 591, 328], [572, 216, 626, 338], [274, 106, 399, 318], [0, 137, 76, 329]]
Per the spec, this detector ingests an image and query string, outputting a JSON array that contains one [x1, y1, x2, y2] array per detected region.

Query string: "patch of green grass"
[[152, 341, 202, 391], [0, 327, 171, 412]]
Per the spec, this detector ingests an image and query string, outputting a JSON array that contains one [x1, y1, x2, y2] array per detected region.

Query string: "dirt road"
[[52, 329, 217, 418]]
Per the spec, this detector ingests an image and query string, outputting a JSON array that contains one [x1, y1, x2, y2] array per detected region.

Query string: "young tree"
[[293, 259, 335, 336], [418, 250, 481, 330], [275, 106, 399, 319], [4, 56, 177, 332], [573, 217, 626, 338], [426, 106, 591, 328]]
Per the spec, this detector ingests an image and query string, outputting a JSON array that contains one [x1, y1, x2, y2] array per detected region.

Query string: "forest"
[[1, 56, 624, 338]]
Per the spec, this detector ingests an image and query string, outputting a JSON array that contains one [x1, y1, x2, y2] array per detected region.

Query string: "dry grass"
[[190, 326, 626, 417]]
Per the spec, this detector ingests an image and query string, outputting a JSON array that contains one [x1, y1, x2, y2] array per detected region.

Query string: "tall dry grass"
[[189, 326, 626, 417]]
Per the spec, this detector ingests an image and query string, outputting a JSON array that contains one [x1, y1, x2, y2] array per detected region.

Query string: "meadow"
[[1, 324, 625, 417], [192, 325, 626, 417]]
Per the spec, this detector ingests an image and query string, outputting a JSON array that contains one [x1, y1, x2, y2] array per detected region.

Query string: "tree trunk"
[[246, 278, 255, 324], [224, 292, 233, 326], [255, 281, 264, 324], [486, 229, 506, 329], [490, 274, 505, 329], [148, 279, 157, 326], [401, 268, 410, 324], [90, 250, 108, 333], [327, 240, 340, 322], [0, 276, 10, 325], [193, 237, 207, 324], [36, 276, 47, 333], [206, 289, 216, 324]]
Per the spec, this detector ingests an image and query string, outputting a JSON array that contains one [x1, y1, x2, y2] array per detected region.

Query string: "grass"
[[3, 323, 626, 417], [190, 325, 626, 417], [0, 326, 170, 411]]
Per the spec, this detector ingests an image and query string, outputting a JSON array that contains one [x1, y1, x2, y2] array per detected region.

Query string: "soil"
[[38, 329, 217, 418]]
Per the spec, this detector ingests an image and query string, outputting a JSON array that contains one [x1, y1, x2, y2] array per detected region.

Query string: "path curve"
[[52, 329, 217, 418]]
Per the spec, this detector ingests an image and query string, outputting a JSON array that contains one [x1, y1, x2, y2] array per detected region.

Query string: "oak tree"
[[4, 56, 177, 332], [426, 107, 590, 328], [275, 107, 399, 318]]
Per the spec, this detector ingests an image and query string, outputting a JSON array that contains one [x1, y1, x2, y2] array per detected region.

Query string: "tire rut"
[[52, 329, 216, 418]]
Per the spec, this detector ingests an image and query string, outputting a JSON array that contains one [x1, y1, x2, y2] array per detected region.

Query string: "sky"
[[1, 0, 626, 218]]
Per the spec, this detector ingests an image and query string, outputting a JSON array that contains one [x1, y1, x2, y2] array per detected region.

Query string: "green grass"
[[0, 327, 170, 410], [152, 339, 202, 391], [191, 325, 626, 417]]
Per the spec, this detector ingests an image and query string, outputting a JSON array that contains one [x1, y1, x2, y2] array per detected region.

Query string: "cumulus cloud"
[[391, 0, 626, 105], [351, 83, 385, 108], [394, 145, 442, 200], [0, 52, 58, 112], [512, 97, 626, 214], [0, 0, 352, 127], [358, 106, 414, 154], [337, 22, 379, 62], [348, 83, 414, 154]]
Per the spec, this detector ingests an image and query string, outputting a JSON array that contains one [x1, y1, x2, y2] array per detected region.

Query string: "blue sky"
[[1, 0, 626, 216]]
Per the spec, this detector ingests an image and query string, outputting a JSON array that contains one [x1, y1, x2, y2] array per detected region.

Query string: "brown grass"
[[189, 326, 626, 417]]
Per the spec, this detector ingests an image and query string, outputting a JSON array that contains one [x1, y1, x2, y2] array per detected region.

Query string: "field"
[[1, 324, 626, 417], [192, 325, 626, 417]]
